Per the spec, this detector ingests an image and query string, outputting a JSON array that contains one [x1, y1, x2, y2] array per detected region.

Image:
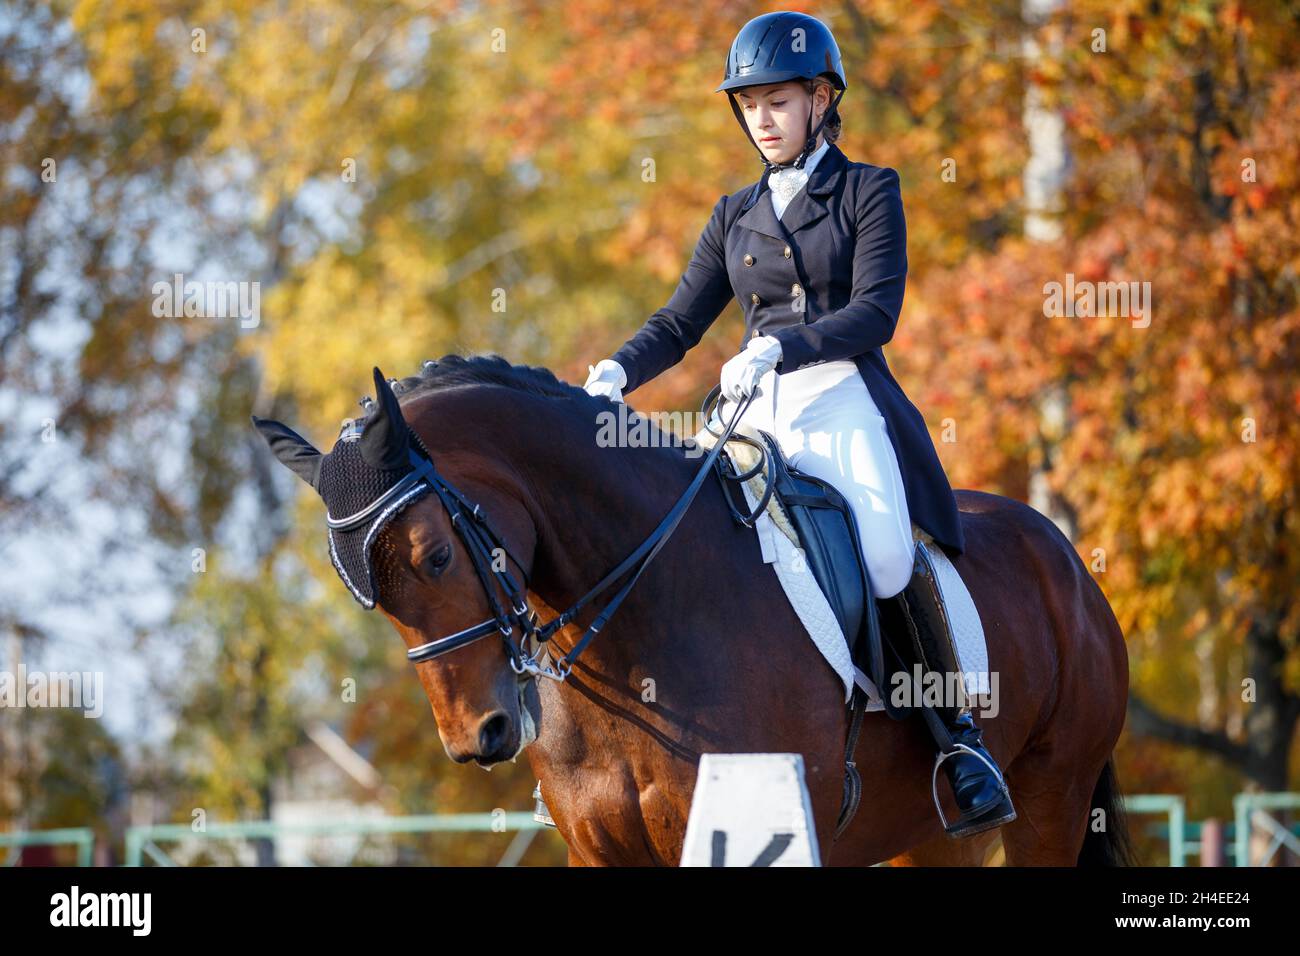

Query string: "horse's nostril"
[[478, 711, 512, 758]]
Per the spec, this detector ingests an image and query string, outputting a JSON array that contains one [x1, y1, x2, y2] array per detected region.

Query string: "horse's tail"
[[1077, 756, 1137, 866]]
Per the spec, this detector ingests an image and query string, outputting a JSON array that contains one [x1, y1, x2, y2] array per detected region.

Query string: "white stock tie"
[[768, 165, 809, 205]]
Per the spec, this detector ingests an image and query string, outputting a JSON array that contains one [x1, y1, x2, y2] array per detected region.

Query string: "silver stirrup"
[[930, 742, 1010, 832]]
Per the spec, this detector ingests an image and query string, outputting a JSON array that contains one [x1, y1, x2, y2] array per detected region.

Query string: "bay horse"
[[256, 355, 1133, 866]]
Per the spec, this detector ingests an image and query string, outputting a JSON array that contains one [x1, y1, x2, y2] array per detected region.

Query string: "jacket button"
[[744, 254, 754, 266], [751, 293, 761, 305], [751, 330, 761, 339], [791, 283, 803, 297], [783, 245, 792, 258]]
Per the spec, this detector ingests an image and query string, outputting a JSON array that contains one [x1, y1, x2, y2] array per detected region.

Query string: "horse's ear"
[[252, 416, 323, 489], [359, 366, 411, 471]]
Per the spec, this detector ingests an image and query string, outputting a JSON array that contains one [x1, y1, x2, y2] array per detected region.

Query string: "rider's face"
[[735, 81, 827, 164]]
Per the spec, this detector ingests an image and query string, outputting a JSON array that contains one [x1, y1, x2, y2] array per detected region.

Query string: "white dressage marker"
[[680, 753, 821, 867]]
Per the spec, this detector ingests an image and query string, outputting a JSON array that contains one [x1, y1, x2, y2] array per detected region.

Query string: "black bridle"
[[334, 385, 759, 681]]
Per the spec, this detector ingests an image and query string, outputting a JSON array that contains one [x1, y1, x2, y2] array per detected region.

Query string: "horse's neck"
[[495, 396, 813, 831], [516, 401, 701, 676], [509, 400, 726, 800]]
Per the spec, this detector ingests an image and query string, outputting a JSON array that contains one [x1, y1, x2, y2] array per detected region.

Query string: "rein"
[[393, 385, 760, 681]]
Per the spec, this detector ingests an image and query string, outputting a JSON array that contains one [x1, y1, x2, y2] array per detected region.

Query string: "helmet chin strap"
[[729, 86, 846, 176]]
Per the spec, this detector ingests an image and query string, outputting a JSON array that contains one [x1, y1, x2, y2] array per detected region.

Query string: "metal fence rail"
[[124, 812, 554, 867], [1121, 794, 1187, 866], [6, 792, 1296, 867], [1234, 792, 1300, 867], [0, 827, 95, 867]]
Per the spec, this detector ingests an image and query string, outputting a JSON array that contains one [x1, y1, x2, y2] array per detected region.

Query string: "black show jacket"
[[611, 143, 964, 554]]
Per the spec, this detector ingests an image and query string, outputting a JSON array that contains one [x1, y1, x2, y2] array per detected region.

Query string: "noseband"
[[357, 386, 758, 683]]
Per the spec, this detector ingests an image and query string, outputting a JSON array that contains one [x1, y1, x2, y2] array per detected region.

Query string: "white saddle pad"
[[694, 423, 990, 707]]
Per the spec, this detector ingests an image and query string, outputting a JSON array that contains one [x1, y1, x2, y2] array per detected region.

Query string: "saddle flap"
[[752, 431, 895, 710]]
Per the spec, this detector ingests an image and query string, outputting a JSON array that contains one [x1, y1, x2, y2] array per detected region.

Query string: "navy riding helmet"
[[717, 11, 848, 173]]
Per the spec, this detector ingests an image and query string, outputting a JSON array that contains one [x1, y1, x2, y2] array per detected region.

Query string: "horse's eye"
[[422, 543, 452, 576]]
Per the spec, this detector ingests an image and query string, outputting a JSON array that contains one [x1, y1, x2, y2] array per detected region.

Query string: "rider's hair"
[[800, 77, 841, 144]]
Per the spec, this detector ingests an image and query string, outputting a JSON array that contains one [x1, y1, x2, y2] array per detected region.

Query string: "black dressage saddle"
[[712, 428, 913, 721]]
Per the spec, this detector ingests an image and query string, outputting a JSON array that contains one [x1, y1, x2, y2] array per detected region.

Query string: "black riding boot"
[[897, 541, 1016, 839]]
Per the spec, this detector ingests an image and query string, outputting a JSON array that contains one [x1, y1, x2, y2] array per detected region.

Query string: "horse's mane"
[[358, 352, 689, 462], [389, 353, 587, 405], [343, 352, 605, 426]]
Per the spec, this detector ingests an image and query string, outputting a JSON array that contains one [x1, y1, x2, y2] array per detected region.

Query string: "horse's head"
[[253, 363, 542, 767]]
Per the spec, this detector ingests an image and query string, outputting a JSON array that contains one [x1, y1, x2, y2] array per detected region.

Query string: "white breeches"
[[723, 359, 915, 599]]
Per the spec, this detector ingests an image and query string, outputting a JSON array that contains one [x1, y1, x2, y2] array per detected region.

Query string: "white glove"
[[583, 359, 627, 403], [720, 335, 782, 402]]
